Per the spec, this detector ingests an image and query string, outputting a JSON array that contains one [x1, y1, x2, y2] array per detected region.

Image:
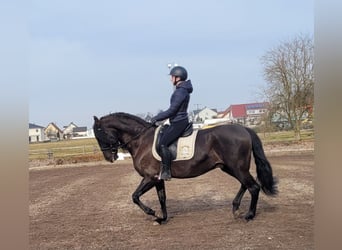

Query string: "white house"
[[72, 127, 88, 138], [29, 123, 46, 143], [45, 122, 63, 141], [193, 107, 218, 122], [87, 128, 95, 138], [63, 122, 78, 139]]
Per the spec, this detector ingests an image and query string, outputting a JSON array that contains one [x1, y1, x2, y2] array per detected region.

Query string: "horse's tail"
[[245, 127, 278, 196]]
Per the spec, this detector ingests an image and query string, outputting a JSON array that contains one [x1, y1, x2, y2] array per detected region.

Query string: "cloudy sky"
[[29, 0, 313, 128]]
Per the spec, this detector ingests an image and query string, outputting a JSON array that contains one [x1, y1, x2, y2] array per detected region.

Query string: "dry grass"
[[258, 129, 314, 143], [29, 138, 102, 162]]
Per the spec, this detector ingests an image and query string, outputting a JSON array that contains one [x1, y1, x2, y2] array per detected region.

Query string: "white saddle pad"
[[152, 126, 198, 161]]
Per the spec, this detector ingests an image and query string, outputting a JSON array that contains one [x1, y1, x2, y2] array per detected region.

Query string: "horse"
[[93, 112, 277, 224]]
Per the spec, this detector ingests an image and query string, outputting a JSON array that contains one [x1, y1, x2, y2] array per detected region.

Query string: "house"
[[144, 113, 153, 122], [218, 102, 269, 126], [29, 123, 46, 143], [63, 122, 78, 139], [45, 122, 63, 141], [72, 126, 88, 138], [245, 102, 269, 126], [70, 128, 94, 139], [87, 128, 95, 138], [218, 104, 246, 124], [193, 107, 218, 123]]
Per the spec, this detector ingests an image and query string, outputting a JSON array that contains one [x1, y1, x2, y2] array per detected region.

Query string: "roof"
[[73, 127, 87, 133], [218, 102, 269, 118], [198, 107, 218, 115], [217, 109, 229, 118], [230, 104, 246, 118], [46, 122, 63, 133], [63, 122, 78, 129], [245, 102, 268, 110], [29, 123, 45, 129]]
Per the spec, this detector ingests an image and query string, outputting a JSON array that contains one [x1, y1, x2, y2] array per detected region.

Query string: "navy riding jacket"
[[152, 80, 193, 123]]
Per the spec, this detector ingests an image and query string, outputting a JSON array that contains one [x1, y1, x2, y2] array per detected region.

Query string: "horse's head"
[[93, 116, 120, 162]]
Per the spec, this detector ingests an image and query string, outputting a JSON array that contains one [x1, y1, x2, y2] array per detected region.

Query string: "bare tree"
[[261, 34, 314, 140]]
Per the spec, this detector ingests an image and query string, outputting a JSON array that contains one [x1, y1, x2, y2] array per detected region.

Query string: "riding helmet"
[[169, 66, 188, 80]]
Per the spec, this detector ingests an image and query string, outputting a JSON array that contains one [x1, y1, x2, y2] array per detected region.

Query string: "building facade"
[[29, 123, 46, 143]]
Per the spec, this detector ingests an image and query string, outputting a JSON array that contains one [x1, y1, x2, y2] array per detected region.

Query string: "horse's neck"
[[117, 125, 147, 158], [110, 114, 149, 146], [116, 123, 145, 143]]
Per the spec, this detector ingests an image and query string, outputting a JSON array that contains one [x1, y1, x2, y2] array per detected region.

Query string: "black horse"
[[93, 112, 277, 224]]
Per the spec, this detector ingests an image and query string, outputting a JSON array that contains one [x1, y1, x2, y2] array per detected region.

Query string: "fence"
[[29, 145, 101, 160]]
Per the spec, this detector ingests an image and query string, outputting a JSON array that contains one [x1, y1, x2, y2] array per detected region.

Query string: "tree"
[[261, 34, 314, 140]]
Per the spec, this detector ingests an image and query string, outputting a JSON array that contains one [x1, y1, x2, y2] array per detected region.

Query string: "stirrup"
[[158, 170, 171, 181]]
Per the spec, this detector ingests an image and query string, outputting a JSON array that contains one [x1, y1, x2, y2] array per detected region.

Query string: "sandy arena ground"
[[29, 142, 314, 249]]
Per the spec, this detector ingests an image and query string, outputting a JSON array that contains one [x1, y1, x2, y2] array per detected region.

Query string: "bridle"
[[98, 124, 154, 156], [99, 142, 121, 152]]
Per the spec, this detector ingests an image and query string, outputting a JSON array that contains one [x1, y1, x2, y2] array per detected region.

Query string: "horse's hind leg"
[[232, 184, 247, 216], [220, 167, 248, 218], [241, 173, 260, 221], [154, 180, 168, 224]]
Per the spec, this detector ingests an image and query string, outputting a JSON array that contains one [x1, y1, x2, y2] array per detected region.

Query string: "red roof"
[[230, 104, 246, 118], [218, 102, 268, 119]]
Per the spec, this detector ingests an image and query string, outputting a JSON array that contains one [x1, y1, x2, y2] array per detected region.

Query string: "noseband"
[[99, 142, 121, 161], [99, 142, 121, 152]]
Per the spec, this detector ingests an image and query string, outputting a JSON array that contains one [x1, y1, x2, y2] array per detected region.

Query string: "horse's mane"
[[104, 112, 151, 128]]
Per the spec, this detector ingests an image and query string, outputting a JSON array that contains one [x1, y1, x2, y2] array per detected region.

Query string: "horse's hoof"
[[154, 217, 167, 225], [153, 221, 161, 226], [233, 209, 242, 219], [244, 212, 255, 221]]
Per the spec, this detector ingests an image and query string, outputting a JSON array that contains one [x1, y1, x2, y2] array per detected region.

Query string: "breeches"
[[158, 119, 189, 151]]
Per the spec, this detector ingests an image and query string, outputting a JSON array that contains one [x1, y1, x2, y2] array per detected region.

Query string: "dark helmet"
[[169, 66, 188, 80]]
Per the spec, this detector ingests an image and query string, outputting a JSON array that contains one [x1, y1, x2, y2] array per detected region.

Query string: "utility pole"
[[194, 104, 202, 111]]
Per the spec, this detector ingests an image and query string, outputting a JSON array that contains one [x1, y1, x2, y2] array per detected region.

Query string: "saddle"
[[152, 122, 198, 161]]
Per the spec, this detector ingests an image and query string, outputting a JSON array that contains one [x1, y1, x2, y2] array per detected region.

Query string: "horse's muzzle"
[[112, 152, 118, 162], [102, 150, 118, 163]]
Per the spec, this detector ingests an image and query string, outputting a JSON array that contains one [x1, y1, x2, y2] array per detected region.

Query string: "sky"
[[29, 0, 314, 129]]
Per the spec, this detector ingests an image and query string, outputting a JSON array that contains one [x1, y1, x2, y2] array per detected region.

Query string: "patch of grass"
[[29, 138, 101, 161], [30, 138, 98, 150]]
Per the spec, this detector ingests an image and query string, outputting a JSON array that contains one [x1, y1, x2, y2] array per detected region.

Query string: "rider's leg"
[[157, 119, 189, 181], [158, 144, 172, 180]]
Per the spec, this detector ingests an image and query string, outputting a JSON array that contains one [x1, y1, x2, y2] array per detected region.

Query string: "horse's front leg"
[[132, 177, 157, 217], [155, 180, 168, 224]]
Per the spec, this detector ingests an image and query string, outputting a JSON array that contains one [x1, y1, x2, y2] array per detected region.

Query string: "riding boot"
[[158, 145, 172, 181]]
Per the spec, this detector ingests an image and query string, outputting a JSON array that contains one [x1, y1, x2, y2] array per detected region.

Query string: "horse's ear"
[[93, 116, 100, 125]]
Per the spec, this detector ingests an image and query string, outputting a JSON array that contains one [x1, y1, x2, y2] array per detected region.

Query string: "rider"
[[150, 66, 193, 181]]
